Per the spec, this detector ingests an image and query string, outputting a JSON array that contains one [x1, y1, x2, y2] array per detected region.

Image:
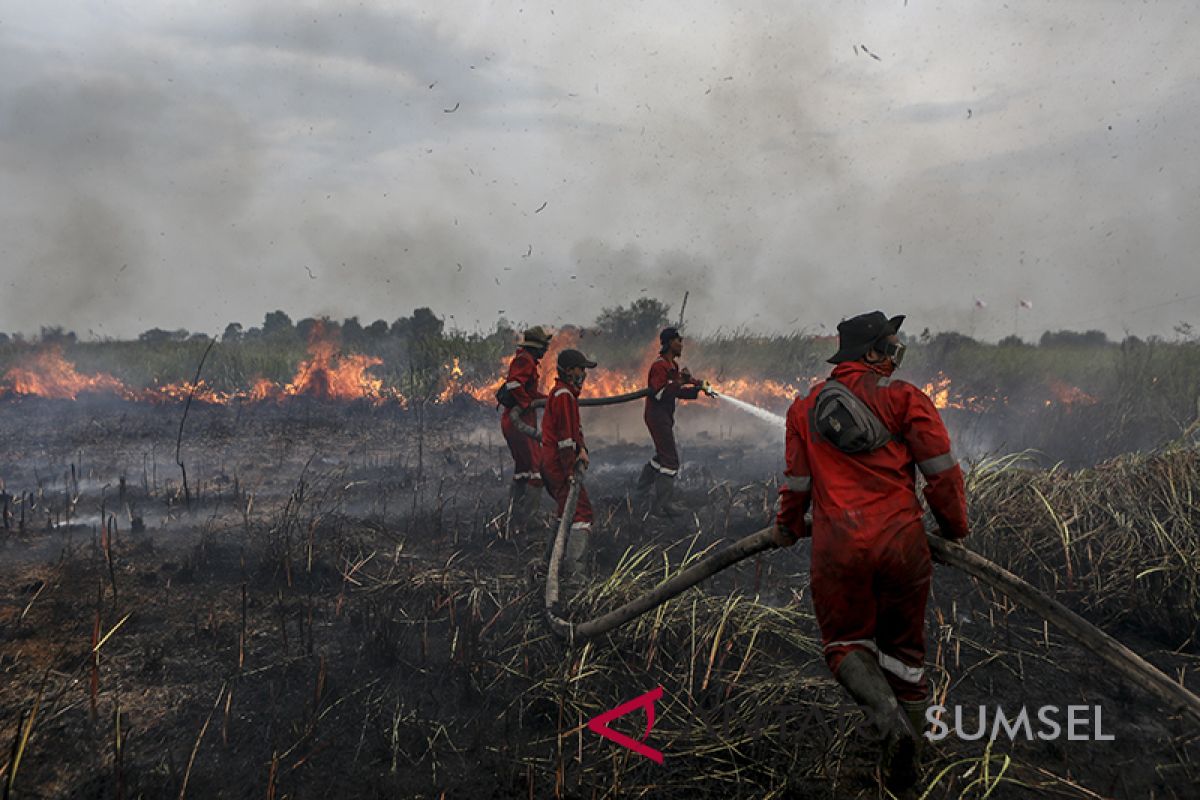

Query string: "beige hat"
[[519, 326, 552, 348]]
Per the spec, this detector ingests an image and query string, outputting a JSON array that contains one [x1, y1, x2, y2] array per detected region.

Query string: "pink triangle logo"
[[586, 686, 664, 764]]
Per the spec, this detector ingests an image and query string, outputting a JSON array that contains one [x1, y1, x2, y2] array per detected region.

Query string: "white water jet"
[[719, 394, 787, 429]]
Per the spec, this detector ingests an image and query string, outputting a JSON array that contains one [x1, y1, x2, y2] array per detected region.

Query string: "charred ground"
[[1, 396, 1198, 799]]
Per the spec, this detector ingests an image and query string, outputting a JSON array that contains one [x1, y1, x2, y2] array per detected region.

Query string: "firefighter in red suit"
[[499, 326, 551, 527], [635, 327, 711, 517], [541, 348, 597, 592], [773, 311, 969, 790]]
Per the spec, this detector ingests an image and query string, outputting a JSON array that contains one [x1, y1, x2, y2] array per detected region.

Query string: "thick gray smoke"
[[2, 1, 1198, 339]]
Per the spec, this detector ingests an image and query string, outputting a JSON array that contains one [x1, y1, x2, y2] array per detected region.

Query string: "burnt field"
[[1, 397, 1199, 799]]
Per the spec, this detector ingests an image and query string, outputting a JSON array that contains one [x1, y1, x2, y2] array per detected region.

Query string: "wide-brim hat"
[[557, 348, 597, 370], [827, 312, 905, 364], [519, 326, 552, 348]]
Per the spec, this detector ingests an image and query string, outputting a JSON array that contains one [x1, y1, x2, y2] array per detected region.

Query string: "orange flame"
[[251, 323, 385, 403], [5, 337, 1098, 418], [1047, 379, 1097, 406], [919, 372, 995, 411], [2, 346, 129, 400]]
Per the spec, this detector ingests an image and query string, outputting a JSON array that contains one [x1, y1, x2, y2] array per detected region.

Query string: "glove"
[[701, 380, 717, 397], [680, 367, 693, 382], [772, 522, 800, 548]]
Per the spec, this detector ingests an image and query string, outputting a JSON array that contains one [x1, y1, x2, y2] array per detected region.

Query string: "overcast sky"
[[2, 0, 1198, 341]]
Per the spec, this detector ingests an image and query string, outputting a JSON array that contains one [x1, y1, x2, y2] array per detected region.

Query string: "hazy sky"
[[2, 1, 1198, 341]]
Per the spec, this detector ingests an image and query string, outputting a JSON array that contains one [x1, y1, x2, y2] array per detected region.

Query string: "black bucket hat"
[[557, 348, 597, 370], [827, 311, 905, 364]]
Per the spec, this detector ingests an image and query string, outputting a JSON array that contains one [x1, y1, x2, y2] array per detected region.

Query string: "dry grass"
[[963, 447, 1200, 645]]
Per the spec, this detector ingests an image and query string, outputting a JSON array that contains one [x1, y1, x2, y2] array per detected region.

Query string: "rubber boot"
[[652, 473, 686, 518], [520, 482, 542, 529], [900, 699, 929, 761], [506, 481, 527, 531], [835, 651, 919, 793], [561, 526, 590, 598], [634, 463, 656, 499]]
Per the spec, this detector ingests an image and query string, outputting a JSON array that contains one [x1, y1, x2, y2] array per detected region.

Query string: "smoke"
[[2, 1, 1199, 339]]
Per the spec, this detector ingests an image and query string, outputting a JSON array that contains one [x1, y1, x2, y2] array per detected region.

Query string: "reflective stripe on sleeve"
[[554, 388, 572, 398], [918, 452, 957, 476], [505, 381, 521, 390], [557, 438, 576, 449], [783, 475, 811, 492]]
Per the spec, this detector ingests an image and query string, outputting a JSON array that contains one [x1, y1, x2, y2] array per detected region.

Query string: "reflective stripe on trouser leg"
[[649, 458, 678, 476], [546, 473, 593, 526], [646, 415, 680, 473], [502, 413, 538, 483], [825, 639, 925, 685]]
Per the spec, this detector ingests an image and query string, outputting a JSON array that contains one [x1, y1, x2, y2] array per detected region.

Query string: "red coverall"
[[541, 378, 593, 530], [500, 348, 546, 487], [777, 361, 969, 703], [644, 355, 702, 476]]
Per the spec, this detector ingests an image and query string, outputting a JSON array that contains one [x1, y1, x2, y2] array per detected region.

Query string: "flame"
[[922, 373, 953, 409], [283, 346, 383, 401], [2, 346, 129, 400], [918, 372, 995, 411], [1, 336, 1097, 417], [1047, 379, 1097, 406], [436, 356, 477, 403], [252, 323, 385, 403]]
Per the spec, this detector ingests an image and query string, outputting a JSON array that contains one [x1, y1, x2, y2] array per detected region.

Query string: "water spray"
[[716, 393, 787, 429]]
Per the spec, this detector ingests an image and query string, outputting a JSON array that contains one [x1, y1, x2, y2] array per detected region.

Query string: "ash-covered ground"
[[1, 398, 1197, 799]]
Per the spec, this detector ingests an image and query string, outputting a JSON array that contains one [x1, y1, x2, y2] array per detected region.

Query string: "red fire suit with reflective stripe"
[[500, 348, 546, 486], [644, 355, 702, 475], [541, 378, 593, 528], [777, 360, 969, 702]]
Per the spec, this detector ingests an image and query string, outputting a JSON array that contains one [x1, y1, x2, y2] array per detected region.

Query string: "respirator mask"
[[560, 368, 586, 389]]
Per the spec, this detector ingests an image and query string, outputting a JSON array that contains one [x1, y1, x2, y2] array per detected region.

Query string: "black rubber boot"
[[506, 481, 527, 530], [652, 473, 686, 518], [634, 463, 656, 499], [835, 651, 919, 792], [900, 698, 929, 762], [519, 483, 541, 529]]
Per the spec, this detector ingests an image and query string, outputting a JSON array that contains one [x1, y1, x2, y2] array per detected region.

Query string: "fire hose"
[[509, 389, 653, 438], [532, 388, 651, 409], [544, 474, 1200, 726]]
